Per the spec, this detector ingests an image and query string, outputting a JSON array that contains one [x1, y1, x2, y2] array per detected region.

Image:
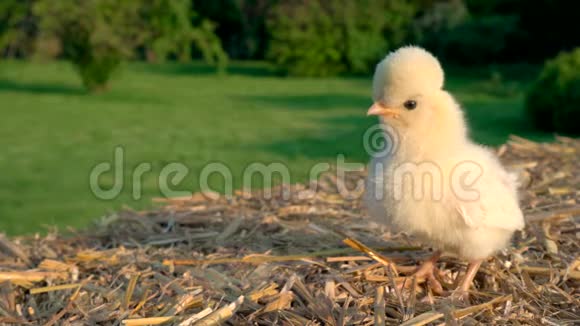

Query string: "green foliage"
[[526, 49, 580, 134], [33, 0, 228, 91], [466, 0, 580, 62], [413, 1, 469, 43], [415, 1, 519, 64], [34, 0, 140, 92], [267, 1, 344, 77], [267, 0, 416, 76], [438, 15, 519, 64], [140, 0, 193, 62], [194, 0, 274, 60], [189, 20, 229, 73], [0, 0, 37, 58], [139, 0, 228, 72], [344, 0, 415, 74]]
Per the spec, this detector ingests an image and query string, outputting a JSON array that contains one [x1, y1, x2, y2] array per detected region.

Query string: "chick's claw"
[[394, 274, 444, 296], [394, 260, 445, 295]]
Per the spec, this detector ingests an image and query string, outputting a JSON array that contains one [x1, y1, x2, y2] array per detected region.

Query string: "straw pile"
[[0, 136, 578, 325]]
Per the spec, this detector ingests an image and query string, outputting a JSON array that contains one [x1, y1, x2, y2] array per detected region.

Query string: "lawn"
[[0, 60, 551, 234]]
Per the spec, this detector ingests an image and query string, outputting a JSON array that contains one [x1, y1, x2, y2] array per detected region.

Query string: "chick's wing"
[[453, 159, 525, 231]]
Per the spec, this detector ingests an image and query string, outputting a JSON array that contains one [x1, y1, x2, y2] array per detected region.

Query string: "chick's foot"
[[448, 259, 483, 302], [395, 251, 444, 295]]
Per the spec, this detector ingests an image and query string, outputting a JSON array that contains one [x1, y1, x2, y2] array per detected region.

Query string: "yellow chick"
[[364, 46, 524, 299]]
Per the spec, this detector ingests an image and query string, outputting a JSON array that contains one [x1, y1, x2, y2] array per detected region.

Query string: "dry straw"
[[0, 135, 578, 325]]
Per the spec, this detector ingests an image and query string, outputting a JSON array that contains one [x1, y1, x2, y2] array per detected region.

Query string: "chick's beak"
[[367, 102, 399, 118]]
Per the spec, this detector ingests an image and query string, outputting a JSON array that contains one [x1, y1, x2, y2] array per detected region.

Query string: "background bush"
[[266, 0, 415, 77], [414, 1, 520, 64], [525, 48, 580, 134], [0, 0, 37, 58], [32, 0, 227, 92], [140, 0, 227, 72], [193, 0, 274, 60], [34, 0, 141, 92], [266, 1, 345, 77], [1, 0, 578, 84]]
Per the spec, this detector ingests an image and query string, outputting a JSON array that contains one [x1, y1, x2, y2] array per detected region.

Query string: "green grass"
[[0, 60, 551, 235]]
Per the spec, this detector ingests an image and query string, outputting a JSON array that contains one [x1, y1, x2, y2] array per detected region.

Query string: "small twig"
[[0, 234, 32, 267], [43, 282, 84, 326], [374, 286, 386, 326], [122, 316, 174, 326], [30, 283, 81, 295], [177, 308, 213, 326], [123, 273, 140, 310], [343, 237, 399, 274], [195, 295, 244, 326], [0, 271, 67, 282], [515, 265, 580, 280], [399, 295, 512, 326]]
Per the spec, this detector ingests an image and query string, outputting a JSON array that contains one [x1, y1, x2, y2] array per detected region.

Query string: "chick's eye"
[[404, 100, 417, 110]]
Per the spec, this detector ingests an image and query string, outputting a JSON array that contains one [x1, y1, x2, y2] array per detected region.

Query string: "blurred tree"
[[526, 48, 580, 134], [139, 0, 227, 72], [267, 1, 344, 76], [34, 0, 228, 92], [3, 0, 576, 71], [140, 0, 194, 62], [413, 0, 469, 42], [345, 0, 416, 74], [34, 0, 141, 92], [413, 0, 521, 64], [194, 0, 275, 60], [413, 0, 580, 64], [266, 0, 416, 76], [0, 0, 37, 58]]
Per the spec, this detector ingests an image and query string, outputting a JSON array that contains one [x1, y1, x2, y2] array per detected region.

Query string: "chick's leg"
[[397, 250, 443, 294], [452, 259, 483, 300]]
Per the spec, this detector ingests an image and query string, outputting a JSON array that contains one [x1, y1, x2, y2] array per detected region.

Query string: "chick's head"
[[368, 46, 466, 142]]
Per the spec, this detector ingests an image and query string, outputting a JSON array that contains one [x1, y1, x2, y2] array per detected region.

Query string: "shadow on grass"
[[139, 61, 278, 77], [237, 93, 370, 111], [234, 92, 373, 161], [245, 92, 552, 162], [0, 78, 170, 106], [234, 92, 371, 161], [260, 114, 375, 161], [0, 79, 84, 95]]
